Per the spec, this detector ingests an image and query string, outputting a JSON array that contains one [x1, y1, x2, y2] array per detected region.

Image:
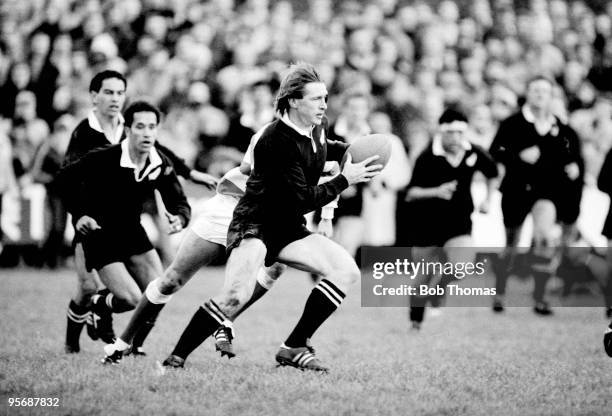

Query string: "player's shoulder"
[[70, 118, 94, 139], [157, 150, 179, 175], [255, 119, 291, 147]]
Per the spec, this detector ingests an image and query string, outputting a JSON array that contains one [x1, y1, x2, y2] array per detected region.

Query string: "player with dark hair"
[[158, 63, 382, 372], [489, 75, 584, 315], [63, 70, 216, 354], [58, 100, 191, 358], [404, 108, 498, 329]]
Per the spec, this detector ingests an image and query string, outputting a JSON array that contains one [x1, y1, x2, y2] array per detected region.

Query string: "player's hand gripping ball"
[[343, 134, 392, 169]]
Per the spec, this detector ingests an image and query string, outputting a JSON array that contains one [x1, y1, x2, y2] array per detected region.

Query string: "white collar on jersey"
[[432, 133, 471, 168], [119, 139, 163, 182], [280, 113, 320, 152], [88, 110, 124, 144], [521, 105, 559, 136]]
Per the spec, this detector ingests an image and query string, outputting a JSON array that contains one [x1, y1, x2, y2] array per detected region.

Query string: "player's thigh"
[[444, 235, 476, 264], [97, 262, 142, 304], [75, 242, 102, 296], [222, 238, 267, 291], [214, 238, 267, 310], [125, 249, 164, 291], [278, 234, 359, 280], [162, 230, 225, 290]]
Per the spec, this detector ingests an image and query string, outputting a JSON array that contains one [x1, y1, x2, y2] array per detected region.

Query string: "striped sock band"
[[284, 279, 346, 348], [314, 279, 345, 308], [106, 294, 114, 309], [67, 302, 89, 323]]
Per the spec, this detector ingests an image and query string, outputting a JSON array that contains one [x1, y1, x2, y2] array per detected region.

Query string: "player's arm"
[[256, 137, 347, 213], [489, 118, 526, 167], [56, 150, 103, 232], [155, 142, 218, 188], [154, 161, 192, 230], [473, 145, 499, 179], [326, 139, 350, 163], [564, 128, 584, 182], [405, 152, 456, 202], [471, 145, 499, 213]]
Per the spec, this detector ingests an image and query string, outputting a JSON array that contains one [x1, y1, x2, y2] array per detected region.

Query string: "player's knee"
[[330, 261, 360, 287], [158, 269, 184, 295]]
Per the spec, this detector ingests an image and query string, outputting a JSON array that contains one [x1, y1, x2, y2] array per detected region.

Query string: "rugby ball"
[[345, 134, 392, 168]]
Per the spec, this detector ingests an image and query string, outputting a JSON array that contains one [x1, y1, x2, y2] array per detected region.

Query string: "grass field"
[[1, 266, 611, 416]]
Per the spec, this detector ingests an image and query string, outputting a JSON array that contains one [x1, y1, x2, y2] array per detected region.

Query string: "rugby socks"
[[172, 300, 230, 360], [92, 291, 134, 314], [65, 300, 89, 351], [284, 279, 345, 348], [118, 280, 172, 349]]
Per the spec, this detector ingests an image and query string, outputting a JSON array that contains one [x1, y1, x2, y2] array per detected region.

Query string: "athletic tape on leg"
[[145, 280, 173, 304]]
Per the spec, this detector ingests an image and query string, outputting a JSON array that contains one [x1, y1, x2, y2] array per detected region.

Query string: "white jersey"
[[215, 122, 271, 198]]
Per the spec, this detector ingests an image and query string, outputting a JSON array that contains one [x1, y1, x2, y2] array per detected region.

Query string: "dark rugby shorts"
[[226, 218, 311, 266], [81, 225, 153, 271], [501, 187, 581, 228]]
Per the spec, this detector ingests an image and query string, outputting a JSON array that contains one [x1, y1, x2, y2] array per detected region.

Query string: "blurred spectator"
[[30, 114, 75, 268], [223, 79, 276, 153], [27, 31, 59, 125], [11, 91, 49, 180], [0, 116, 17, 253], [0, 0, 612, 269]]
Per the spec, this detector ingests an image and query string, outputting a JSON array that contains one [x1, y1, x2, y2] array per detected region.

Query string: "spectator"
[[30, 114, 75, 268]]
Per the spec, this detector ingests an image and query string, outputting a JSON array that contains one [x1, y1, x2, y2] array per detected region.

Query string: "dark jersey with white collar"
[[236, 118, 349, 229], [64, 117, 192, 178], [489, 110, 584, 196], [57, 142, 191, 232]]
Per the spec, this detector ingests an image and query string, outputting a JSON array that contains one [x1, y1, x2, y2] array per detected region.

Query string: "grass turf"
[[0, 267, 611, 415]]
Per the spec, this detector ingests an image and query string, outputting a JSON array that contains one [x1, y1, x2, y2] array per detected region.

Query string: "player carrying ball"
[[158, 63, 382, 372]]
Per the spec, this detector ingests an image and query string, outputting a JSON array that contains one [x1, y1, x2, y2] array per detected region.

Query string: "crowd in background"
[[2, 0, 612, 268]]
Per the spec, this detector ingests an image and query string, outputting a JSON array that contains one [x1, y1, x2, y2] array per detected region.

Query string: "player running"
[[403, 108, 498, 329], [63, 70, 215, 354], [489, 75, 584, 315], [159, 63, 382, 372], [58, 101, 191, 355]]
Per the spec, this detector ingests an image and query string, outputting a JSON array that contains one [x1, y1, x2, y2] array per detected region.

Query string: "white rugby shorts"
[[190, 193, 239, 247]]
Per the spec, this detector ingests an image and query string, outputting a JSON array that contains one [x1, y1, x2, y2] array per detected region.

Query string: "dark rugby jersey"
[[57, 140, 191, 232], [236, 118, 349, 230], [403, 141, 498, 246], [490, 109, 584, 196], [64, 113, 192, 178]]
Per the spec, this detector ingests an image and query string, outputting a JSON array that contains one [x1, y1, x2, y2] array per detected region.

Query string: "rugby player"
[[63, 71, 215, 353], [489, 75, 584, 315], [160, 63, 382, 372], [403, 109, 498, 329], [59, 101, 191, 354], [102, 121, 342, 364]]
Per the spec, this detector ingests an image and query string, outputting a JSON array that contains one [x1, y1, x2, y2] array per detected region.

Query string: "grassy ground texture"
[[1, 267, 611, 416]]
